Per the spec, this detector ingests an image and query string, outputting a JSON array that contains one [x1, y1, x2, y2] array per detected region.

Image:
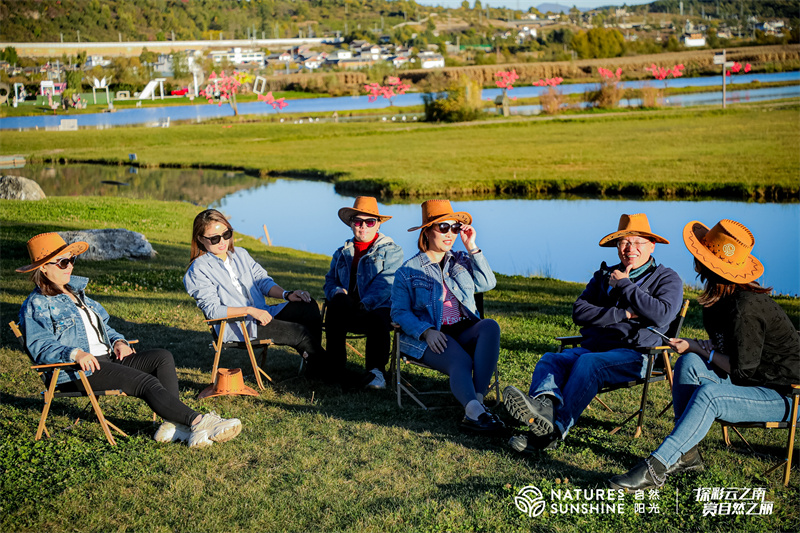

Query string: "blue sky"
[[415, 1, 652, 10]]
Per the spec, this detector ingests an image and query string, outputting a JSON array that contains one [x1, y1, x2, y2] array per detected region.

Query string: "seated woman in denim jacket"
[[184, 209, 328, 379], [17, 233, 241, 448], [324, 197, 403, 389], [391, 200, 504, 433], [609, 219, 800, 491]]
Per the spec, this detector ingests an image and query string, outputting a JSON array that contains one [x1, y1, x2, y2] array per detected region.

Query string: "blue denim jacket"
[[19, 276, 126, 385], [323, 233, 403, 311], [184, 248, 287, 342], [391, 250, 496, 359]]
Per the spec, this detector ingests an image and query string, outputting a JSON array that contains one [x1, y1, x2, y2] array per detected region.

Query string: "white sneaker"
[[366, 369, 386, 390], [190, 411, 242, 444], [188, 429, 214, 448], [154, 421, 191, 443]]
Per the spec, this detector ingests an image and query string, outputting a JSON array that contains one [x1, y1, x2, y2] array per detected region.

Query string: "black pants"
[[256, 299, 325, 363], [324, 292, 392, 373], [60, 348, 200, 427]]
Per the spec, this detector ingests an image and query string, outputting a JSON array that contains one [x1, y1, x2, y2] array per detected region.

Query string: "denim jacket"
[[323, 233, 403, 311], [19, 276, 126, 385], [391, 250, 496, 359], [184, 248, 287, 342]]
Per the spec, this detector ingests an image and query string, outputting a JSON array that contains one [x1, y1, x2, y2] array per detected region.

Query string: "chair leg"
[[345, 341, 365, 360], [36, 369, 61, 441], [783, 393, 799, 486], [78, 371, 117, 446], [242, 336, 267, 390], [592, 396, 615, 412]]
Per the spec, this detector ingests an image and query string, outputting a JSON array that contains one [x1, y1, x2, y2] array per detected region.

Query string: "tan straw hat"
[[599, 213, 669, 247], [337, 196, 392, 227], [198, 368, 259, 399], [407, 199, 472, 232], [683, 219, 764, 283], [16, 232, 89, 273]]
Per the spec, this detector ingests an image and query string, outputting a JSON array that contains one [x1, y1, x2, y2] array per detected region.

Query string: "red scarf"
[[349, 234, 379, 294]]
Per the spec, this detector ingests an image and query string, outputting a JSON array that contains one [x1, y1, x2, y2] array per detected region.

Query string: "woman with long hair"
[[18, 233, 241, 448], [184, 209, 328, 379], [391, 200, 503, 433], [609, 219, 800, 491]]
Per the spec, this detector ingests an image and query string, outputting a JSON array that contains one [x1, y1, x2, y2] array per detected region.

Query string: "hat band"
[[33, 243, 69, 263]]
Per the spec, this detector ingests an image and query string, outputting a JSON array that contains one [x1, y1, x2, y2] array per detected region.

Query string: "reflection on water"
[[213, 179, 800, 296], [10, 164, 261, 205]]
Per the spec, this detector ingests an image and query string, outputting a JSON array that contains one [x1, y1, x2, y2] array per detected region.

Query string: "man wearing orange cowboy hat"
[[503, 213, 684, 452], [324, 197, 404, 388]]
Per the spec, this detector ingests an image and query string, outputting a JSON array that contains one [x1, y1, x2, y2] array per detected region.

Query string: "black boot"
[[665, 446, 705, 475], [608, 455, 667, 492]]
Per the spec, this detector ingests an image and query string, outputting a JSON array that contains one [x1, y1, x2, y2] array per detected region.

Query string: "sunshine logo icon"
[[722, 243, 735, 256], [514, 486, 546, 517]]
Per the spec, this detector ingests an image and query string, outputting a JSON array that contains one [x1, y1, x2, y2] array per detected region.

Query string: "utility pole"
[[77, 30, 81, 42]]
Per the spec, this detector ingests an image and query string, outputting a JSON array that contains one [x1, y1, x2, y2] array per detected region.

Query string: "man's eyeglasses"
[[351, 217, 378, 228], [432, 222, 462, 235], [617, 239, 651, 249], [47, 256, 76, 270], [203, 229, 233, 245]]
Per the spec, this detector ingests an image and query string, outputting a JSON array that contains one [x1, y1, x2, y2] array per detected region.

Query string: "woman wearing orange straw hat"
[[609, 220, 800, 491], [391, 200, 503, 433], [17, 233, 242, 448]]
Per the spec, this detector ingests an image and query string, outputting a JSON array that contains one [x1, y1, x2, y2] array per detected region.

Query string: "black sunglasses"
[[47, 256, 76, 270], [351, 217, 378, 228], [203, 229, 233, 245], [432, 222, 462, 234]]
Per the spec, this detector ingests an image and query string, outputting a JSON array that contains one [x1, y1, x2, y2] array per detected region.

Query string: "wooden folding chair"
[[390, 293, 501, 410], [320, 298, 366, 360], [203, 313, 276, 393], [717, 384, 800, 486], [555, 299, 690, 437], [9, 320, 139, 446]]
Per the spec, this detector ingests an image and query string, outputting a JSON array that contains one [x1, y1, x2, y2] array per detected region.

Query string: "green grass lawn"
[[1, 103, 798, 201], [1, 197, 798, 532]]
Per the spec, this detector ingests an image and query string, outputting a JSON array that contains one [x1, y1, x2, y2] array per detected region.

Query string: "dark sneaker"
[[459, 412, 505, 434], [502, 386, 555, 437], [508, 433, 561, 453], [665, 446, 705, 475], [608, 456, 667, 492]]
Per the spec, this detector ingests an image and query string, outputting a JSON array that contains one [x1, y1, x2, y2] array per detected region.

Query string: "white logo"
[[722, 243, 735, 257], [514, 486, 546, 517]]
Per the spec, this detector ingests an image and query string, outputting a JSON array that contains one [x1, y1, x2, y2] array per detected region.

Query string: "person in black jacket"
[[503, 214, 683, 452], [609, 219, 800, 491]]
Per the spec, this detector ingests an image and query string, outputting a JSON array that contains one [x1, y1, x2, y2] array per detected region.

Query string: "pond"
[[17, 164, 795, 295]]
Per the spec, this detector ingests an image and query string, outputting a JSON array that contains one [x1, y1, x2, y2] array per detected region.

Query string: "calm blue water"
[[2, 71, 798, 130], [212, 179, 800, 296]]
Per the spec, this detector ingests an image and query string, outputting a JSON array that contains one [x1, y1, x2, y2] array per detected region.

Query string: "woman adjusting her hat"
[[391, 200, 503, 433], [184, 209, 329, 380], [609, 219, 800, 491], [324, 197, 403, 388], [17, 233, 242, 448]]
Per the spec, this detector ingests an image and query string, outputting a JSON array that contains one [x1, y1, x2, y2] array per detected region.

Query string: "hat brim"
[[337, 207, 392, 227], [599, 230, 669, 247], [15, 241, 89, 273], [407, 211, 472, 232], [198, 381, 260, 399], [683, 221, 764, 283]]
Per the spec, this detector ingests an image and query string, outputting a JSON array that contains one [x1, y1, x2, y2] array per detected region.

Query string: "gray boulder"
[[58, 229, 156, 261], [0, 175, 46, 200]]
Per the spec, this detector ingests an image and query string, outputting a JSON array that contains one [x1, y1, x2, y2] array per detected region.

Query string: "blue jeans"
[[528, 347, 647, 438], [653, 352, 797, 468], [420, 319, 500, 407]]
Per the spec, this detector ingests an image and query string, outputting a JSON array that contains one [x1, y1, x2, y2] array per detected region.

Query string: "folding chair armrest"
[[643, 345, 676, 354], [555, 336, 583, 347], [391, 322, 401, 331], [789, 384, 800, 396], [30, 361, 82, 370], [205, 313, 249, 324]]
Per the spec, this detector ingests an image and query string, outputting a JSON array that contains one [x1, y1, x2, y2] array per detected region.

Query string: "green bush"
[[422, 76, 482, 123]]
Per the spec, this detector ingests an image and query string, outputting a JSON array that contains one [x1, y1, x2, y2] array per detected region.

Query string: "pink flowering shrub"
[[364, 76, 411, 106], [587, 67, 625, 109]]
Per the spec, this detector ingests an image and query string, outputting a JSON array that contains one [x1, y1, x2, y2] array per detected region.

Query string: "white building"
[[683, 33, 706, 47], [419, 52, 445, 69], [85, 55, 111, 68], [208, 47, 266, 67]]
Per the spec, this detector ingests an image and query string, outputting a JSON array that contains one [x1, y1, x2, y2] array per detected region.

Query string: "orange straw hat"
[[16, 232, 89, 273], [337, 196, 392, 227], [683, 219, 764, 283], [598, 213, 669, 247], [407, 199, 472, 232], [198, 368, 259, 399]]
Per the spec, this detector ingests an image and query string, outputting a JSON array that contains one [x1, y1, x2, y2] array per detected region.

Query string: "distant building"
[[209, 47, 266, 67], [683, 33, 706, 47], [85, 55, 111, 68], [418, 52, 445, 69]]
